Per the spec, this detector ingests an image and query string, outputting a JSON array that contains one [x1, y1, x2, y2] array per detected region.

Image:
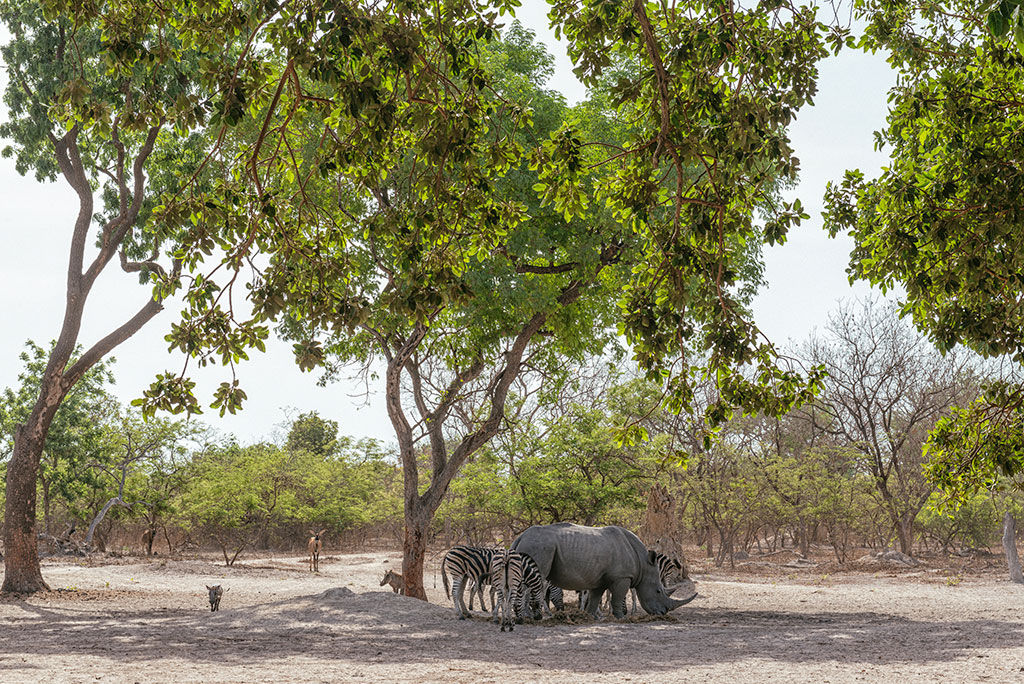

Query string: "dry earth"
[[2, 551, 1023, 683]]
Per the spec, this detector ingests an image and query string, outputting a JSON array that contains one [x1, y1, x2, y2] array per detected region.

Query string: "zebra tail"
[[441, 555, 450, 597]]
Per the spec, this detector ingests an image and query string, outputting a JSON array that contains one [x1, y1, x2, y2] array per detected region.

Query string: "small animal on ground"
[[381, 569, 404, 594], [206, 584, 225, 611], [308, 528, 326, 572]]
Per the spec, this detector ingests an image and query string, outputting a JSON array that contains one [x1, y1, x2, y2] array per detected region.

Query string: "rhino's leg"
[[609, 579, 630, 619]]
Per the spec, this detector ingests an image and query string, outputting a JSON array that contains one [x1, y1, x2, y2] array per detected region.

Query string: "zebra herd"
[[440, 544, 679, 630]]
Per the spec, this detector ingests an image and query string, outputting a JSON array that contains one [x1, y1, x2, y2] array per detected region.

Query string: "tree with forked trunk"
[[0, 0, 243, 592], [796, 299, 980, 556]]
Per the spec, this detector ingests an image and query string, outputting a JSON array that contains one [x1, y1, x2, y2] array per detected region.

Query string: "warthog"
[[206, 584, 226, 611]]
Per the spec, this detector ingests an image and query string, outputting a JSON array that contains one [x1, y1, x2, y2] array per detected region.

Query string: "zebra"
[[517, 552, 548, 620], [545, 583, 565, 613], [441, 546, 496, 618], [490, 548, 528, 632]]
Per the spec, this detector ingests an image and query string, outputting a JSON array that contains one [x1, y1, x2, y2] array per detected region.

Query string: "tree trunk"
[[41, 477, 52, 537], [85, 497, 128, 549], [3, 415, 59, 592], [897, 514, 915, 557], [1002, 512, 1024, 584], [402, 500, 430, 600]]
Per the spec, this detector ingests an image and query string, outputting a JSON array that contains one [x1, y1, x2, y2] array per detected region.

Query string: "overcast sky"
[[0, 6, 894, 445]]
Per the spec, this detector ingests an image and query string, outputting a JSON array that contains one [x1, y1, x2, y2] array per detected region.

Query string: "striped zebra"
[[489, 549, 551, 629], [518, 553, 548, 620], [490, 548, 529, 631], [545, 584, 565, 613], [441, 546, 495, 618]]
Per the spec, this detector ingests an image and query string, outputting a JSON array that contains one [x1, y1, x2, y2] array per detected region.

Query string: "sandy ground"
[[2, 551, 1023, 683]]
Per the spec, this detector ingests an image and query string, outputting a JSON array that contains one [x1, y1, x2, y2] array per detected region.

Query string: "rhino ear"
[[649, 550, 657, 565]]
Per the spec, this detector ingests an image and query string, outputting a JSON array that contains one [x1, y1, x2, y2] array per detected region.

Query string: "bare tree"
[[796, 299, 980, 555], [1003, 512, 1024, 584]]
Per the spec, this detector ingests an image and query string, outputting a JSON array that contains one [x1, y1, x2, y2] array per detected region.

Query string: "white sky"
[[0, 5, 894, 445]]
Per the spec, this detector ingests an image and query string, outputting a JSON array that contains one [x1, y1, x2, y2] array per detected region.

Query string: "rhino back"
[[512, 523, 644, 591]]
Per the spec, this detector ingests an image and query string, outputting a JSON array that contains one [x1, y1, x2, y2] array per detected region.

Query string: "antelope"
[[308, 529, 326, 572], [380, 569, 404, 594]]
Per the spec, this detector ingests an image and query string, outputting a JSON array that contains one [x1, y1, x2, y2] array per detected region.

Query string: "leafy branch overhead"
[[823, 0, 1024, 501], [63, 0, 835, 431]]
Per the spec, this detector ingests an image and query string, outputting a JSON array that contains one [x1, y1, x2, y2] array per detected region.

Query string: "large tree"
[[36, 0, 834, 595], [242, 5, 831, 595], [0, 0, 251, 591]]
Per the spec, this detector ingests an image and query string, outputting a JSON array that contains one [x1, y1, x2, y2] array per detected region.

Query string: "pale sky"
[[0, 5, 893, 445]]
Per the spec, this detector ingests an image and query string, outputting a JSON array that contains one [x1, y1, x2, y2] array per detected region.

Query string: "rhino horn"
[[665, 590, 698, 612]]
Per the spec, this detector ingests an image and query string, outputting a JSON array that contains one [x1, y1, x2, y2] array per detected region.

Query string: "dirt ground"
[[2, 548, 1023, 684]]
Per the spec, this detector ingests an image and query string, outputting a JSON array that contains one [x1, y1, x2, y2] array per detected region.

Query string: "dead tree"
[[1003, 512, 1024, 584]]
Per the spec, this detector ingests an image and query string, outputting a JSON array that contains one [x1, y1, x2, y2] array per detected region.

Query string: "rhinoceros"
[[511, 522, 697, 618]]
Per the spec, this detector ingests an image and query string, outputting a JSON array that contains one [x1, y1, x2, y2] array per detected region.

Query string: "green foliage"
[[513, 404, 660, 526], [32, 0, 833, 433], [925, 383, 1024, 506], [175, 415, 400, 563], [437, 448, 515, 544], [918, 490, 1015, 550], [285, 412, 339, 457], [825, 1, 1024, 500]]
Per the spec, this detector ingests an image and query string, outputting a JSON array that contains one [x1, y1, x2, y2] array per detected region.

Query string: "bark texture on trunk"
[[3, 424, 53, 592], [402, 507, 429, 600], [1003, 511, 1024, 584]]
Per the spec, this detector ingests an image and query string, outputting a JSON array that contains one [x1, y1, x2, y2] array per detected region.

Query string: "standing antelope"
[[308, 529, 326, 572]]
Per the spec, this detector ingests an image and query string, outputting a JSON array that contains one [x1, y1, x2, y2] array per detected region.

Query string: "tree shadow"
[[0, 590, 1021, 676]]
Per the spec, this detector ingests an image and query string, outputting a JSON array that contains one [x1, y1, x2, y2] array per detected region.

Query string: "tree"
[[180, 442, 296, 566], [823, 0, 1024, 499], [795, 300, 979, 555], [0, 0, 249, 591], [54, 0, 833, 596], [512, 403, 661, 526], [97, 409, 208, 555], [285, 412, 339, 458]]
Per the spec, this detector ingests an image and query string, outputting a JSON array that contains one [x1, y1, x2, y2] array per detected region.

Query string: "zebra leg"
[[630, 587, 638, 615], [528, 583, 543, 620], [452, 576, 468, 619], [474, 577, 487, 612], [478, 579, 489, 613], [467, 577, 476, 611]]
